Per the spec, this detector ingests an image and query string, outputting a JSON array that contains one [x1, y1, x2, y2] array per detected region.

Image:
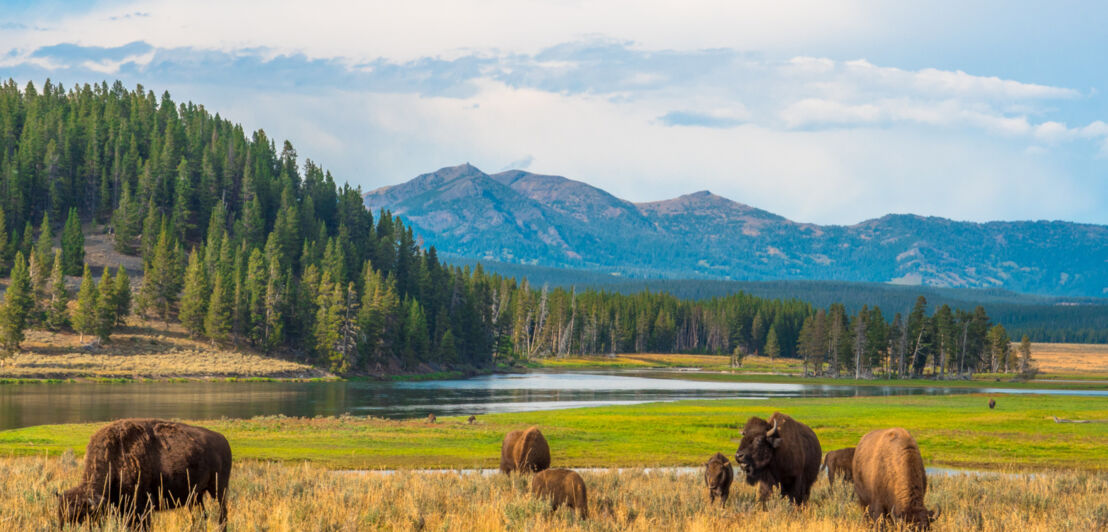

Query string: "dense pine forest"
[[0, 79, 1039, 377]]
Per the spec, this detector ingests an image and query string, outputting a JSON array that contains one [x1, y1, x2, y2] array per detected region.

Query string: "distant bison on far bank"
[[853, 427, 937, 530], [734, 412, 822, 505], [531, 468, 588, 518], [823, 447, 855, 491], [988, 399, 996, 409], [57, 419, 232, 531], [500, 427, 551, 474], [703, 452, 734, 504]]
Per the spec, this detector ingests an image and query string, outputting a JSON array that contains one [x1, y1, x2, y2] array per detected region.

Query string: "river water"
[[1, 370, 1103, 430]]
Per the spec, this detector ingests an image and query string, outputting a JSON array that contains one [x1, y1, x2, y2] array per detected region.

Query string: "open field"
[[532, 354, 800, 374], [3, 394, 1105, 471], [4, 457, 1107, 531], [0, 318, 330, 381], [1030, 342, 1108, 375]]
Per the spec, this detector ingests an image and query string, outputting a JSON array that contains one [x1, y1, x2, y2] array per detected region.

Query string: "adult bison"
[[500, 426, 551, 474], [531, 468, 588, 518], [57, 419, 232, 531], [734, 412, 821, 505], [703, 452, 734, 504], [988, 399, 996, 409], [823, 447, 855, 491], [853, 427, 937, 530]]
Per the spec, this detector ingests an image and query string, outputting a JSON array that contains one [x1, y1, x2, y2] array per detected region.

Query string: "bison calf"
[[734, 412, 822, 506], [823, 447, 855, 492], [704, 452, 734, 504], [853, 427, 937, 530], [500, 426, 551, 474], [58, 419, 232, 531], [531, 468, 588, 518]]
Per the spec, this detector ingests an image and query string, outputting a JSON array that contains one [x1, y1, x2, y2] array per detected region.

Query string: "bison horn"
[[767, 418, 779, 437]]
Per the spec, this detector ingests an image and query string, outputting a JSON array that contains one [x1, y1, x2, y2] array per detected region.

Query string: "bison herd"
[[55, 414, 939, 530]]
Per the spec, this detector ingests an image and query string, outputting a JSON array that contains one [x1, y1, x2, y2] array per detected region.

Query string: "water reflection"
[[0, 370, 1102, 430]]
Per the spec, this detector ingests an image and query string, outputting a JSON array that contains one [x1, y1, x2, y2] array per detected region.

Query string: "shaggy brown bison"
[[531, 468, 588, 518], [988, 398, 996, 409], [823, 447, 855, 491], [467, 415, 477, 424], [853, 427, 937, 530], [500, 426, 551, 474], [734, 412, 821, 505], [426, 413, 437, 423], [703, 452, 734, 504], [57, 419, 232, 531]]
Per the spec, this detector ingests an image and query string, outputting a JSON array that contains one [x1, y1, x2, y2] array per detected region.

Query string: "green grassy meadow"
[[3, 394, 1105, 471]]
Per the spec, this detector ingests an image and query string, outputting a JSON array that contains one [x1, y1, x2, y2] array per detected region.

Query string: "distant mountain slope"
[[364, 164, 1108, 297]]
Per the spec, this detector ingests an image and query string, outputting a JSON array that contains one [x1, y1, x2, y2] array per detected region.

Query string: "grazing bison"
[[467, 415, 477, 424], [853, 428, 937, 530], [500, 427, 551, 474], [703, 452, 734, 504], [531, 468, 588, 518], [734, 412, 821, 505], [988, 399, 996, 409], [823, 447, 856, 491], [57, 419, 232, 531]]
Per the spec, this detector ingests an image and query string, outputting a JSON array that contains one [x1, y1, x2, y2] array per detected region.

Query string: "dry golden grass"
[[1030, 342, 1108, 375], [0, 317, 329, 380], [4, 456, 1107, 531]]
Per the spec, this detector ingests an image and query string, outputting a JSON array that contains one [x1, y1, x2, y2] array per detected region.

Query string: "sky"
[[2, 0, 1107, 225]]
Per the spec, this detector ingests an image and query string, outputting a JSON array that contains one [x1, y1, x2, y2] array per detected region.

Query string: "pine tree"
[[0, 206, 9, 270], [0, 252, 33, 354], [61, 207, 84, 275], [45, 249, 69, 331], [72, 264, 98, 342], [204, 269, 232, 343], [138, 223, 182, 327], [1018, 334, 1033, 375], [764, 325, 781, 361], [27, 249, 47, 325], [171, 157, 195, 242], [261, 255, 284, 352], [111, 184, 139, 254], [34, 213, 52, 266], [94, 268, 116, 342], [178, 248, 208, 337], [112, 266, 131, 326]]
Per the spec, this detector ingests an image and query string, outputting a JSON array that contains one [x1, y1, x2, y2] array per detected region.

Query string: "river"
[[1, 370, 1103, 430]]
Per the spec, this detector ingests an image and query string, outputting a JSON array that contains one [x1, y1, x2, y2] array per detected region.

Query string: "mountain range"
[[363, 164, 1108, 298]]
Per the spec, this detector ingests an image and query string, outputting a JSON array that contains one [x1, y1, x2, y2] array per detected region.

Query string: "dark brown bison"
[[57, 419, 232, 531], [703, 452, 734, 504], [734, 412, 821, 505], [823, 447, 855, 491], [426, 413, 437, 423], [988, 399, 996, 409], [853, 427, 937, 530], [531, 468, 588, 518], [500, 427, 551, 474], [467, 415, 477, 424]]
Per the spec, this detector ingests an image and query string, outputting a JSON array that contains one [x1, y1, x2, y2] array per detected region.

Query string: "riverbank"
[[3, 394, 1105, 471], [3, 456, 1104, 531]]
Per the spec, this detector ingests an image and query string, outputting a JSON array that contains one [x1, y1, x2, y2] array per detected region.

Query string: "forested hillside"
[[0, 79, 1029, 378]]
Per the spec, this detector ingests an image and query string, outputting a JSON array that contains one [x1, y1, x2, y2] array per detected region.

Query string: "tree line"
[[0, 79, 1034, 377]]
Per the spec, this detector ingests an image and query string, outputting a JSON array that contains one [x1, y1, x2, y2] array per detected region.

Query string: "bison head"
[[734, 416, 784, 476], [56, 488, 100, 527], [704, 455, 730, 489]]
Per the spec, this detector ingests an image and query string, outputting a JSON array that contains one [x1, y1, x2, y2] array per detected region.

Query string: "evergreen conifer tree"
[[179, 248, 209, 337], [61, 207, 84, 275], [0, 252, 33, 354], [45, 249, 69, 331], [72, 264, 98, 342], [138, 223, 182, 327], [204, 269, 232, 343], [112, 267, 131, 326], [94, 268, 116, 342]]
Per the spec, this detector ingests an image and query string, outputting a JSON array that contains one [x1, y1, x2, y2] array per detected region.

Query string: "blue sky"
[[2, 0, 1107, 225]]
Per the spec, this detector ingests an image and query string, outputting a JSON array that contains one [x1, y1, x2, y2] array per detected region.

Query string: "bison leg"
[[720, 486, 729, 505], [757, 481, 773, 509], [708, 489, 717, 503]]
